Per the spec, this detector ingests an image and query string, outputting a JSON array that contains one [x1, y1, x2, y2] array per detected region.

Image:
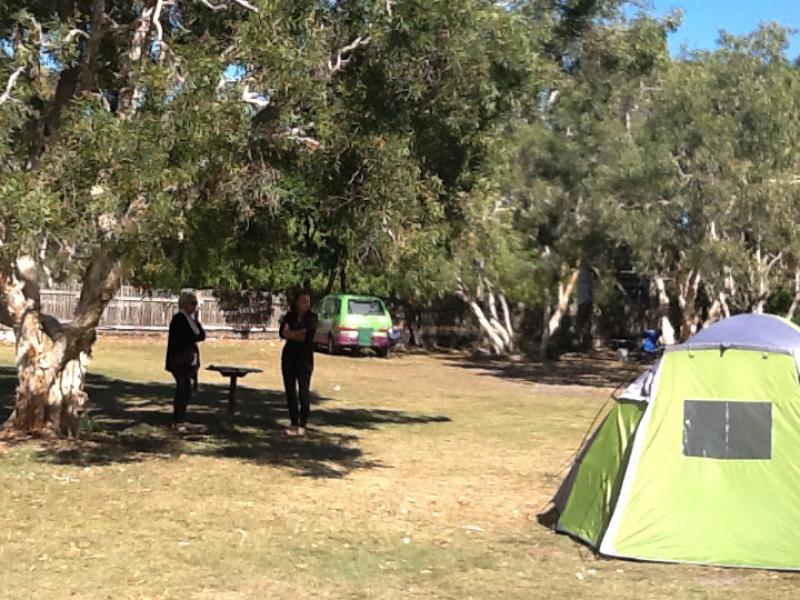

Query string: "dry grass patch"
[[0, 338, 798, 599]]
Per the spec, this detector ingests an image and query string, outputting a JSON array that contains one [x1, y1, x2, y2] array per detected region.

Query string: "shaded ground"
[[448, 350, 646, 391], [0, 366, 447, 478], [0, 338, 798, 600]]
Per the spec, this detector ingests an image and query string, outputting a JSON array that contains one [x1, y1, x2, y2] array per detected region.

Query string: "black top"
[[279, 310, 318, 367], [165, 312, 206, 373]]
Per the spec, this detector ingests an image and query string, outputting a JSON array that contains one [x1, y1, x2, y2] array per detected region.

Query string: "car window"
[[348, 299, 385, 316]]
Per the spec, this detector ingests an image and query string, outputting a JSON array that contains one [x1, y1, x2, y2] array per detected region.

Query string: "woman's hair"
[[292, 289, 311, 309], [178, 291, 199, 311]]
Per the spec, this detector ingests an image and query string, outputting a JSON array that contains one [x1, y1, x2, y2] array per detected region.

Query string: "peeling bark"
[[1, 253, 123, 437]]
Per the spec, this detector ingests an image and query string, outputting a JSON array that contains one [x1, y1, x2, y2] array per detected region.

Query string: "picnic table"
[[206, 364, 263, 421]]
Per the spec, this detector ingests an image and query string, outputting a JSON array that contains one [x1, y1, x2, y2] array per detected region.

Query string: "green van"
[[314, 294, 393, 357]]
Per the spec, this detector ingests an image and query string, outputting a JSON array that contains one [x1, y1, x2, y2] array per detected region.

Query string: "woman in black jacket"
[[279, 291, 318, 437], [165, 292, 206, 431]]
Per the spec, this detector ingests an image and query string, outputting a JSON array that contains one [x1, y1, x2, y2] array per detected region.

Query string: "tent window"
[[683, 400, 772, 460]]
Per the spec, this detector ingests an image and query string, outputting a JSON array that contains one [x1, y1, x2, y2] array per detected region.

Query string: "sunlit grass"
[[0, 338, 797, 599]]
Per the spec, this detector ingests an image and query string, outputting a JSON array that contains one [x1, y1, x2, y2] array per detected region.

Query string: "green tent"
[[542, 314, 800, 570]]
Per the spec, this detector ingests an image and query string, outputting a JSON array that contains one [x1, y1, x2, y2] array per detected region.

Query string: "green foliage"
[[3, 0, 799, 348], [621, 26, 800, 314]]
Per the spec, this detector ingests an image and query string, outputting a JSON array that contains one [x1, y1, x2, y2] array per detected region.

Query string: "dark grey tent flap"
[[683, 400, 772, 460]]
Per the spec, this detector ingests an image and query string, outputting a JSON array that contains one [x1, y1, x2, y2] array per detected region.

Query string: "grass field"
[[0, 338, 798, 599]]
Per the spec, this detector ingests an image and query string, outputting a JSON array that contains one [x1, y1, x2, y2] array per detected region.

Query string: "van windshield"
[[348, 299, 385, 316]]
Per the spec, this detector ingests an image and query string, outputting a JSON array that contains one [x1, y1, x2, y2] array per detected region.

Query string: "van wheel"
[[376, 348, 389, 359], [327, 335, 339, 355]]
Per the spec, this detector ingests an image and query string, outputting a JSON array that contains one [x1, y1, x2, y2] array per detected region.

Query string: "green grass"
[[0, 338, 798, 599]]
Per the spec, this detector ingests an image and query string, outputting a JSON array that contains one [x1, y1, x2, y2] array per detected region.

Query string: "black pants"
[[172, 371, 192, 424], [282, 361, 313, 427]]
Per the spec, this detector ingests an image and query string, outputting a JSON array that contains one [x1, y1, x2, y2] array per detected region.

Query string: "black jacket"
[[280, 310, 318, 368], [165, 312, 206, 373]]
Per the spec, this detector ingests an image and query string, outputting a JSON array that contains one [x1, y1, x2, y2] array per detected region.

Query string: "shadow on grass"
[[445, 352, 643, 390], [0, 367, 449, 478]]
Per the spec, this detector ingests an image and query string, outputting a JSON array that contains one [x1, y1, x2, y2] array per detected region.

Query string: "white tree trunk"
[[547, 269, 579, 336], [539, 269, 578, 360], [653, 276, 676, 345], [457, 277, 516, 356], [701, 283, 732, 329], [677, 269, 702, 342], [1, 253, 122, 437], [485, 290, 512, 348], [498, 293, 514, 343], [466, 298, 506, 355]]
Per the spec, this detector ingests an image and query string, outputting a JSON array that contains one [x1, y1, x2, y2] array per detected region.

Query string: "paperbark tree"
[[0, 255, 121, 435], [0, 0, 260, 435], [457, 273, 518, 356], [1, 0, 537, 434], [539, 268, 579, 360], [622, 26, 800, 337]]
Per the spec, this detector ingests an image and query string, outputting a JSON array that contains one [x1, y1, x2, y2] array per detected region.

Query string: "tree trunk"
[[323, 268, 337, 296], [652, 276, 676, 345], [786, 269, 800, 321], [539, 269, 578, 360], [576, 263, 594, 350], [704, 290, 730, 329], [1, 253, 122, 437], [407, 322, 417, 346], [466, 297, 505, 354], [8, 318, 90, 437], [339, 261, 347, 293], [539, 303, 552, 361], [457, 276, 516, 356], [677, 269, 701, 342]]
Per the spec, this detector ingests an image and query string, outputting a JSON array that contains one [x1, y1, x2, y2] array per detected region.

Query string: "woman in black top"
[[279, 291, 318, 437], [165, 292, 206, 431]]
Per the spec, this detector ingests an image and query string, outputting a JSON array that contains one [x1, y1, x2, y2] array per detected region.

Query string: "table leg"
[[228, 376, 238, 422]]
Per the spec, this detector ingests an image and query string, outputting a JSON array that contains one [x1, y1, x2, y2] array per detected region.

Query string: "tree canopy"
[[2, 0, 800, 434]]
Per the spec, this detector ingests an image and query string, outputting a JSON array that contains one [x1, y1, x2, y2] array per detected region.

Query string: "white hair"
[[178, 291, 198, 311]]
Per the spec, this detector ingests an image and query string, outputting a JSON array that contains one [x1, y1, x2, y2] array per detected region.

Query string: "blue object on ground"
[[642, 329, 661, 354]]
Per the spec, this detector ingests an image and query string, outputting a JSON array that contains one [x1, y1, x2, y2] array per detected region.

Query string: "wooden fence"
[[40, 285, 284, 335]]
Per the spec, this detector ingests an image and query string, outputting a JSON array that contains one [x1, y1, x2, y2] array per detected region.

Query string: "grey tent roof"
[[619, 314, 800, 404], [676, 313, 800, 355]]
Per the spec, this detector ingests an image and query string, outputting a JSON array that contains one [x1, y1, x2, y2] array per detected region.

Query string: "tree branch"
[[70, 252, 124, 335], [14, 257, 41, 312], [152, 0, 165, 44], [327, 35, 371, 75], [79, 0, 109, 90], [0, 271, 27, 328], [281, 127, 321, 150], [0, 67, 25, 105], [199, 0, 259, 13], [64, 29, 90, 43], [241, 84, 270, 108], [28, 15, 45, 47]]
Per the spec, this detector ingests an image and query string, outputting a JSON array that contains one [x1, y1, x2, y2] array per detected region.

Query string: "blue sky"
[[644, 0, 800, 59]]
